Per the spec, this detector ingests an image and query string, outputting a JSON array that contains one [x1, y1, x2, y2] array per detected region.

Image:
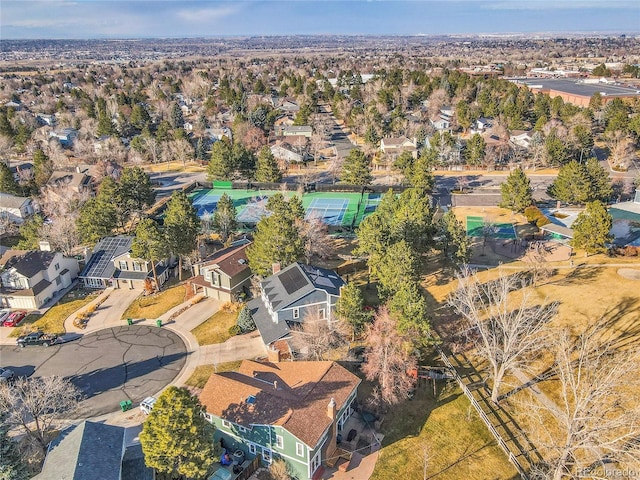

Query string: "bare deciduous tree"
[[291, 307, 344, 361], [0, 376, 82, 455], [448, 268, 558, 403], [297, 215, 335, 264], [361, 307, 417, 408], [523, 327, 640, 480]]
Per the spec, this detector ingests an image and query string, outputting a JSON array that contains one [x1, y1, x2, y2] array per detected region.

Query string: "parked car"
[[0, 367, 15, 383], [3, 311, 27, 327], [16, 331, 59, 348], [140, 396, 157, 415], [0, 309, 12, 324]]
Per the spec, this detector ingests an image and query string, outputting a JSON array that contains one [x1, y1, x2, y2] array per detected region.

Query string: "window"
[[262, 448, 272, 463], [54, 263, 60, 271], [310, 451, 321, 474], [133, 262, 142, 272], [217, 273, 222, 286], [293, 308, 299, 319], [296, 442, 304, 457], [249, 444, 256, 455], [55, 277, 61, 286], [319, 308, 326, 319], [239, 425, 248, 433], [204, 413, 213, 422], [119, 261, 128, 271], [222, 420, 231, 429], [275, 435, 283, 449]]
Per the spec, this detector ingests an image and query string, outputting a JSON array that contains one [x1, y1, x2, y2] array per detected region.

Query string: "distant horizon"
[[2, 31, 640, 42], [2, 1, 639, 40]]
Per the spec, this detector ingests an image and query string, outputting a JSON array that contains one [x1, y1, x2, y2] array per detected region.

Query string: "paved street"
[[1, 326, 187, 418]]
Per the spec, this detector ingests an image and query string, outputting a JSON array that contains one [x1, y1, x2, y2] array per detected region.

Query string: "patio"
[[321, 411, 384, 479]]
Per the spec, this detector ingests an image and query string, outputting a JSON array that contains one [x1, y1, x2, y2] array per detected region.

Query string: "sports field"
[[189, 187, 381, 228], [466, 216, 517, 239]]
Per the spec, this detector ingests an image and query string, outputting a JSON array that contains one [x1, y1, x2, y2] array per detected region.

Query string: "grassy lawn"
[[184, 361, 242, 388], [10, 290, 99, 336], [190, 309, 238, 346], [371, 382, 517, 480], [120, 285, 186, 320]]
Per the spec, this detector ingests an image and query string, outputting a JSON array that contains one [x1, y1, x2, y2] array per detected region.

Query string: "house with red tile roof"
[[199, 359, 360, 480]]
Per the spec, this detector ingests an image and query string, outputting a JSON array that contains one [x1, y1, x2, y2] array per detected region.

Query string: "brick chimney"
[[267, 347, 281, 363], [272, 263, 281, 274], [326, 397, 338, 457]]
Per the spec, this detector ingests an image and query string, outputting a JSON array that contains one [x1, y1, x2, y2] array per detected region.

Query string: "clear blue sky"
[[2, 1, 638, 39]]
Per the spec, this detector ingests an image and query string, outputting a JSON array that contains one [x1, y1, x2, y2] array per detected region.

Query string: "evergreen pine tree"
[[164, 191, 200, 280], [570, 201, 613, 255], [340, 149, 372, 186], [255, 146, 282, 183], [499, 167, 533, 213], [212, 193, 237, 242]]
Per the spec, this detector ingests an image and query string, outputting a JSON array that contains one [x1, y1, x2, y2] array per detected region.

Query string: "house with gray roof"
[[247, 262, 345, 347], [79, 236, 170, 290], [0, 248, 78, 309], [35, 421, 153, 480], [0, 192, 38, 225]]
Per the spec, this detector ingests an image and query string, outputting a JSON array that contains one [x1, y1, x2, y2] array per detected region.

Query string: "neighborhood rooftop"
[[199, 360, 360, 448], [81, 236, 133, 280]]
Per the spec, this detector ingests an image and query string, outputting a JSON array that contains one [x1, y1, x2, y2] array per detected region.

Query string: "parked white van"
[[140, 396, 157, 415]]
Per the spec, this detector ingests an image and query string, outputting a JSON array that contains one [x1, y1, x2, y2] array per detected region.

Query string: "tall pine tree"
[[164, 191, 200, 280], [499, 167, 533, 213]]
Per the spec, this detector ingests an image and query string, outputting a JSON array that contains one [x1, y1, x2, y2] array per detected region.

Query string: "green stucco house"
[[199, 359, 360, 480]]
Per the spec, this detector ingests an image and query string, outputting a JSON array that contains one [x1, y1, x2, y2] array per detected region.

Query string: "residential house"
[[430, 105, 454, 132], [34, 421, 153, 480], [0, 193, 38, 225], [247, 262, 345, 347], [47, 168, 94, 194], [274, 115, 295, 128], [0, 249, 79, 309], [199, 359, 360, 480], [36, 113, 57, 126], [277, 98, 301, 114], [80, 236, 170, 290], [9, 162, 34, 183], [49, 128, 78, 147], [473, 117, 493, 133], [510, 130, 533, 150], [4, 100, 21, 110], [380, 136, 417, 161], [276, 125, 313, 138], [270, 142, 311, 168], [206, 127, 233, 142], [190, 240, 253, 302]]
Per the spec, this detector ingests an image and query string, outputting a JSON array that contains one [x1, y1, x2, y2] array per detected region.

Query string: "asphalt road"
[[1, 325, 187, 418]]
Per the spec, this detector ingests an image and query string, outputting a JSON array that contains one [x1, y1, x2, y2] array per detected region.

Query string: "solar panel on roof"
[[84, 237, 130, 278], [279, 267, 308, 295]]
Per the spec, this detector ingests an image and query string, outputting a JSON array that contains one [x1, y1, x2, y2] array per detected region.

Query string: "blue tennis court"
[[305, 198, 348, 226], [192, 190, 221, 217], [364, 193, 382, 214]]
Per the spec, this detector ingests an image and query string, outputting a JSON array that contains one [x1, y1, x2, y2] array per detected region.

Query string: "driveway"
[[199, 331, 267, 365], [0, 325, 187, 418], [65, 288, 142, 334]]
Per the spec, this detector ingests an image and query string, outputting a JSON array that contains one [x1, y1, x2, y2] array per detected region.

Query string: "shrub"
[[190, 295, 204, 305], [236, 306, 256, 333], [221, 301, 243, 313], [524, 205, 543, 223], [536, 216, 551, 227], [228, 325, 242, 336], [86, 304, 97, 314]]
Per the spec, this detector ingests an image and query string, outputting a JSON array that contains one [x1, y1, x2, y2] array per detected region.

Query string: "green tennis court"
[[466, 216, 517, 239], [189, 188, 374, 228]]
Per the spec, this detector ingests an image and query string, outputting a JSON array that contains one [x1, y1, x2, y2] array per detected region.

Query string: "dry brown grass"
[[190, 309, 238, 346]]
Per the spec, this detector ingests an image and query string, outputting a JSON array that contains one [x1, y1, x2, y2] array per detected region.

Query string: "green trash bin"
[[119, 400, 132, 412], [127, 318, 133, 325], [156, 319, 162, 327]]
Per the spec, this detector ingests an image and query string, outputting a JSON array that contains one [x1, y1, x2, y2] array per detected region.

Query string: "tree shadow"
[[70, 352, 188, 398]]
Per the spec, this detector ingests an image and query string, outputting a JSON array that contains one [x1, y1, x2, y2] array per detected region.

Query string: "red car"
[[3, 310, 27, 327]]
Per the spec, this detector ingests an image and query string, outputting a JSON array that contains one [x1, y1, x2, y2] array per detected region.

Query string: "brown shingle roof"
[[200, 243, 251, 278], [199, 360, 360, 447]]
